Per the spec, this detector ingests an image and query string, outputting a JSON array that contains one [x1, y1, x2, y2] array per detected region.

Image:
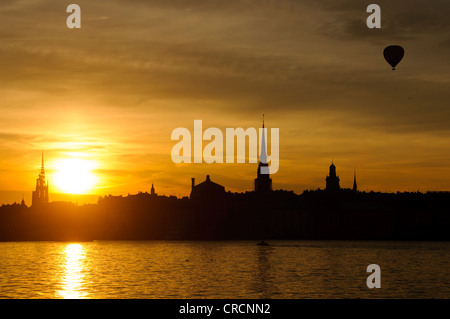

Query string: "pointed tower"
[[255, 115, 272, 194], [21, 195, 26, 207], [32, 151, 49, 206], [151, 183, 156, 196], [353, 169, 357, 193], [325, 159, 340, 191]]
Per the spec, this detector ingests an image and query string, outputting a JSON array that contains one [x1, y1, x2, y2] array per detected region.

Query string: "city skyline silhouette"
[[6, 145, 449, 208], [1, 133, 449, 242], [3, 141, 449, 208]]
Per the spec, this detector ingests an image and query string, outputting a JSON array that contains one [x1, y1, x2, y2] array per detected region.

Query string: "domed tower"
[[325, 160, 340, 191]]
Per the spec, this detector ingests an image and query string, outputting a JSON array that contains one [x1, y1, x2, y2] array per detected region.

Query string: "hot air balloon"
[[383, 45, 404, 70]]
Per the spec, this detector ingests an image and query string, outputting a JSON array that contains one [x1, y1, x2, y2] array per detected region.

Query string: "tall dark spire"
[[260, 115, 267, 165], [255, 115, 272, 194], [353, 168, 357, 192]]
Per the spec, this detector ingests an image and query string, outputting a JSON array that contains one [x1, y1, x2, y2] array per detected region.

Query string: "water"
[[0, 240, 449, 299]]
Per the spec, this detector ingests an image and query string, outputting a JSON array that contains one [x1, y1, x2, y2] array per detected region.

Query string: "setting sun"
[[53, 158, 98, 194]]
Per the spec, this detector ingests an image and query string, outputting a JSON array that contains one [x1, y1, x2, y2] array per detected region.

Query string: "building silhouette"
[[190, 175, 225, 201], [255, 116, 272, 194], [32, 151, 48, 206], [0, 145, 447, 242], [5, 125, 447, 242], [189, 175, 227, 239], [326, 160, 340, 191], [20, 196, 26, 207]]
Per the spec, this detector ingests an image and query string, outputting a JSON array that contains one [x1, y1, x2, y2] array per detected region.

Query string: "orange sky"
[[0, 0, 449, 205]]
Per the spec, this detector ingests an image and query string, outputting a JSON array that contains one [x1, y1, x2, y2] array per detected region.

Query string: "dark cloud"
[[317, 0, 450, 42]]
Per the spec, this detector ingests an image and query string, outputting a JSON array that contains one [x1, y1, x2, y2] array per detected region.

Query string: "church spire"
[[151, 183, 156, 196], [255, 115, 272, 194], [260, 114, 267, 164], [353, 168, 357, 192]]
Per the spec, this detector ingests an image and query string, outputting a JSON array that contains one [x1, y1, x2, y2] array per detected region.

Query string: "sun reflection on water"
[[57, 243, 88, 299]]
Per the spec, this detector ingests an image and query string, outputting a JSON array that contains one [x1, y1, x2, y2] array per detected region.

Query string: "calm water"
[[0, 240, 449, 299]]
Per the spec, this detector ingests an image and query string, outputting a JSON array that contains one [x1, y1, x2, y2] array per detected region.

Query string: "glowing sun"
[[53, 158, 98, 194]]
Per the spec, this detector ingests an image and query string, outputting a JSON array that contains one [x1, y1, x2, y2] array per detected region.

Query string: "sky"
[[0, 0, 449, 205]]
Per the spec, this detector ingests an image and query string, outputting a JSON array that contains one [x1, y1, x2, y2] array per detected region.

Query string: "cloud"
[[317, 0, 450, 36], [0, 1, 448, 133]]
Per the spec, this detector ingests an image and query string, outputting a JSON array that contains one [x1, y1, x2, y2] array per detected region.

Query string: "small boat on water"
[[257, 240, 269, 246]]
